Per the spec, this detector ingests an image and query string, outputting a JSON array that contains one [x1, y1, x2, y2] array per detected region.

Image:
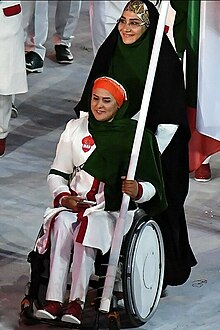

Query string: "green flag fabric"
[[171, 0, 200, 108]]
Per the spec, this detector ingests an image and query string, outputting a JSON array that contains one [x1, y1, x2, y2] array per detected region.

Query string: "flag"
[[171, 0, 220, 172]]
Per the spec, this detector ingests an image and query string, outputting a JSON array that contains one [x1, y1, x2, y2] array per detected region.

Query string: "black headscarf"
[[75, 0, 188, 133]]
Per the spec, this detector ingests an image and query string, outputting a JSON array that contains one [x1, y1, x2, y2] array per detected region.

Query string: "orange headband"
[[92, 77, 127, 108]]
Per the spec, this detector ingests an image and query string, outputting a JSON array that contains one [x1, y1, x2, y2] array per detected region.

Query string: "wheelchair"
[[20, 208, 164, 329]]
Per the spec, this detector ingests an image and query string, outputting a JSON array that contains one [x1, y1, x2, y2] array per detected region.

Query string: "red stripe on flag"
[[187, 107, 220, 172]]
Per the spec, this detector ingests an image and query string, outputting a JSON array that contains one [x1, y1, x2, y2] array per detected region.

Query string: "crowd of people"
[[1, 0, 219, 326], [22, 0, 82, 72], [0, 0, 82, 156]]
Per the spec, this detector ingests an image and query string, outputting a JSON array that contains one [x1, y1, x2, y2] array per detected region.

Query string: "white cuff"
[[135, 182, 156, 203]]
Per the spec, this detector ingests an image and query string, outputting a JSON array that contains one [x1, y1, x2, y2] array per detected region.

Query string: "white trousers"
[[46, 211, 96, 304], [0, 95, 12, 139], [89, 1, 126, 56], [22, 0, 82, 59]]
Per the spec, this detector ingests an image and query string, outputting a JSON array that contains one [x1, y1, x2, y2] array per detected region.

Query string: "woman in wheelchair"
[[35, 76, 167, 325]]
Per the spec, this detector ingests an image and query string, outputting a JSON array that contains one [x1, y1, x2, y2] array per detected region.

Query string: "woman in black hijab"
[[75, 0, 197, 287]]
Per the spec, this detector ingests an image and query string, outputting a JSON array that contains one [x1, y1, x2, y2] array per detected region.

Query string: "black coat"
[[75, 0, 197, 285]]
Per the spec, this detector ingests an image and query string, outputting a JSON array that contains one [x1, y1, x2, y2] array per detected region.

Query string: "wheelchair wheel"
[[122, 209, 164, 327]]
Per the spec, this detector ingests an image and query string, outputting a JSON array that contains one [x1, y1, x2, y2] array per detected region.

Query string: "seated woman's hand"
[[60, 196, 84, 211], [121, 177, 138, 200]]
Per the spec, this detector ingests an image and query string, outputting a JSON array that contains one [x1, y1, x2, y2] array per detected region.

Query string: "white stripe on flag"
[[197, 1, 220, 141]]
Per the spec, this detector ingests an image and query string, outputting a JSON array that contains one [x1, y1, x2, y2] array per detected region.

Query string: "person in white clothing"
[[0, 1, 28, 156], [22, 0, 81, 72], [35, 76, 166, 324]]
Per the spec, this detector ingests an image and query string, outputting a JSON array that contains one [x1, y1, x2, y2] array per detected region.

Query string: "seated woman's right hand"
[[61, 196, 96, 212], [60, 196, 84, 212]]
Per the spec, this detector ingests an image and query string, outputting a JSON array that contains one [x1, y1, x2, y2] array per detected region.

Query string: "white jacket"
[[37, 116, 156, 255]]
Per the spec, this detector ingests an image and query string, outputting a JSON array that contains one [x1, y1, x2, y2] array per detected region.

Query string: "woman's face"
[[91, 88, 119, 122], [118, 10, 147, 44]]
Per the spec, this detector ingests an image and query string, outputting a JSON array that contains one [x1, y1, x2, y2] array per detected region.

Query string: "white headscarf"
[[124, 0, 150, 27]]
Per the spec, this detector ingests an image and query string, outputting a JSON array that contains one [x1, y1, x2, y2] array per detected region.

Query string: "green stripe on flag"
[[171, 0, 200, 108], [186, 0, 200, 108]]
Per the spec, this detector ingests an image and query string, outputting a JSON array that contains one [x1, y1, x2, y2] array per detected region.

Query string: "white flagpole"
[[99, 1, 170, 313]]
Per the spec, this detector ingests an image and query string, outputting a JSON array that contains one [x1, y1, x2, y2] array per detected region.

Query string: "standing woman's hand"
[[121, 176, 139, 200]]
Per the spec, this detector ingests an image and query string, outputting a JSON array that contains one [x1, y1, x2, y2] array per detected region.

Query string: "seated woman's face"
[[118, 10, 147, 44], [91, 88, 119, 122]]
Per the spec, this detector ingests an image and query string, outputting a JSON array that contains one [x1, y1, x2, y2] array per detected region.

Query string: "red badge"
[[82, 136, 94, 152], [164, 25, 169, 34], [3, 4, 21, 17]]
